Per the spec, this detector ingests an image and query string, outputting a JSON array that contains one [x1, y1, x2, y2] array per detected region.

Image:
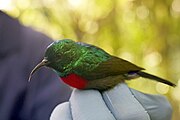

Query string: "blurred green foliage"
[[1, 0, 180, 119]]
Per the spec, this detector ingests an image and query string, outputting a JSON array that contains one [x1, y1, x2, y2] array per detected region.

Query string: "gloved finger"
[[130, 88, 172, 120], [102, 83, 150, 120], [70, 89, 116, 120], [50, 102, 72, 120]]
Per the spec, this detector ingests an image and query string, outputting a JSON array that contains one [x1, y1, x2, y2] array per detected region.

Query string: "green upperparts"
[[45, 39, 110, 77]]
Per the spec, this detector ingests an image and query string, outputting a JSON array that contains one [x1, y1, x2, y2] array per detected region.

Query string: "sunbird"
[[29, 39, 176, 91]]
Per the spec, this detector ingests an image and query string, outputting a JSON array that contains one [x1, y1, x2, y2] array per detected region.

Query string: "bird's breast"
[[61, 74, 88, 89]]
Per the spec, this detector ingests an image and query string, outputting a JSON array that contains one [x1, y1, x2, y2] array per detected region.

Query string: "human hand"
[[50, 83, 172, 120]]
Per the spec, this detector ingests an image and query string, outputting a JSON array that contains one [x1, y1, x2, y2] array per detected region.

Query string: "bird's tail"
[[137, 71, 176, 87]]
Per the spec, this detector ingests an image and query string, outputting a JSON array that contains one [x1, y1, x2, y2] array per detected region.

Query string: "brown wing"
[[83, 56, 144, 80]]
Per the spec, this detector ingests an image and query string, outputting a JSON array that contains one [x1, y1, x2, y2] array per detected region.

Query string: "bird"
[[29, 39, 176, 91]]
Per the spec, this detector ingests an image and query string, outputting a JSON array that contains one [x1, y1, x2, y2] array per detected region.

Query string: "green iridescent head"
[[45, 39, 81, 71], [28, 39, 81, 81]]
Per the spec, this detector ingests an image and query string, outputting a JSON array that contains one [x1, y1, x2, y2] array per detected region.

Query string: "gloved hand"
[[50, 83, 172, 120]]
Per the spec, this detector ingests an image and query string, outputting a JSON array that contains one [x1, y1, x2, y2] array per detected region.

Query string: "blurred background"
[[0, 0, 180, 119]]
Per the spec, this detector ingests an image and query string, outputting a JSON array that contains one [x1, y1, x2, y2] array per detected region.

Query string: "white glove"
[[50, 83, 172, 120]]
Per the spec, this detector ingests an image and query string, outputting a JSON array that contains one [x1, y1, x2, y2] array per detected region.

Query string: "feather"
[[82, 56, 144, 80], [137, 71, 176, 87]]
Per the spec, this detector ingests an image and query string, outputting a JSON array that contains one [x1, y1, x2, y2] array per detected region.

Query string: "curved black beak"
[[28, 59, 49, 82]]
